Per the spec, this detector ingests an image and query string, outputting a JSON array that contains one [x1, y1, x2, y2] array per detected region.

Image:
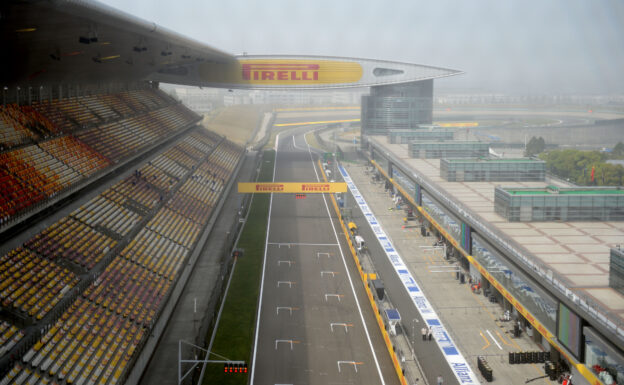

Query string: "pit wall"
[[338, 162, 479, 384], [318, 159, 409, 385]]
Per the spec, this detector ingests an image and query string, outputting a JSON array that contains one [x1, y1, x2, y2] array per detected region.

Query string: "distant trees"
[[539, 149, 624, 186], [598, 163, 624, 185], [524, 136, 545, 157], [611, 142, 624, 158]]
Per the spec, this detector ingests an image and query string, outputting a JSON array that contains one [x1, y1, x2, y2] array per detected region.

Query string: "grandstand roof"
[[1, 0, 462, 90], [1, 0, 236, 87]]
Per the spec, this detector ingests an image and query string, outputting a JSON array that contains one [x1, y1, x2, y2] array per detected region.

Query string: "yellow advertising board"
[[238, 182, 347, 193], [274, 119, 360, 127], [200, 59, 363, 86], [435, 122, 479, 127]]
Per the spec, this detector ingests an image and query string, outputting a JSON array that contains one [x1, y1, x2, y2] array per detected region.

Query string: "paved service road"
[[251, 130, 399, 385]]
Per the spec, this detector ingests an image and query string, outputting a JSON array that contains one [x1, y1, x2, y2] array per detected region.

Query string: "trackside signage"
[[199, 59, 364, 86], [242, 63, 320, 81], [237, 182, 347, 193], [239, 59, 362, 85], [338, 165, 480, 385]]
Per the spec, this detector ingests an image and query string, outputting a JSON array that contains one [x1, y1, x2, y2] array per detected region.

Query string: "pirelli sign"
[[238, 59, 362, 85], [242, 63, 320, 82], [199, 58, 363, 87], [238, 182, 347, 193]]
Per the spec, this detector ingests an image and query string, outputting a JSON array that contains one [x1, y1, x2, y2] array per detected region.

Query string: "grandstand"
[[0, 82, 245, 384]]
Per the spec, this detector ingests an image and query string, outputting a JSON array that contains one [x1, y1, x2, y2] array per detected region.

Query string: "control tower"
[[362, 80, 434, 135]]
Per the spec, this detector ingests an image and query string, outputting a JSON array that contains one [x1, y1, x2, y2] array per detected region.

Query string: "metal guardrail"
[[367, 136, 624, 348]]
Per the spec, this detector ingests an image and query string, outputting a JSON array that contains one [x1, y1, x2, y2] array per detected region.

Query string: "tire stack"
[[544, 361, 557, 381], [508, 351, 549, 364], [477, 356, 493, 382]]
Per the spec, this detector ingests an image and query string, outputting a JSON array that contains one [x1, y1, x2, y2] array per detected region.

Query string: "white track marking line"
[[293, 135, 307, 151], [250, 134, 279, 384], [486, 329, 503, 350], [267, 242, 339, 246]]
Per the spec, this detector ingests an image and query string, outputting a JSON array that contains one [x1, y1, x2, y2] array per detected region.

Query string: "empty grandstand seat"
[[0, 89, 200, 226], [0, 248, 78, 319], [0, 128, 243, 385]]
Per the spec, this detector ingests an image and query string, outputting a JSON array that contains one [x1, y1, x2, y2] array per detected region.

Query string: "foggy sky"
[[100, 0, 624, 94]]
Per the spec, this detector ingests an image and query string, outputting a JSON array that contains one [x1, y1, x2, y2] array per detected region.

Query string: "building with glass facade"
[[440, 158, 546, 182], [388, 129, 454, 144], [361, 80, 433, 135], [584, 326, 624, 385], [408, 141, 490, 159], [610, 248, 624, 296], [472, 234, 557, 332], [392, 166, 417, 198], [422, 192, 462, 243], [494, 186, 624, 221]]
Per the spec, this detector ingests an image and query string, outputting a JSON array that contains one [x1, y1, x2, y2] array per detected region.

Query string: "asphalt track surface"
[[274, 112, 359, 126], [250, 129, 399, 385]]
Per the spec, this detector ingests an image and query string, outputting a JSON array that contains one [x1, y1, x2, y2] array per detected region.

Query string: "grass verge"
[[304, 131, 322, 150], [203, 105, 265, 146], [265, 126, 294, 149], [201, 150, 275, 385]]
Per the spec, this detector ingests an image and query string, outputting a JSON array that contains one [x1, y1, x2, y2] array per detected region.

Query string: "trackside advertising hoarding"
[[240, 59, 363, 85], [199, 58, 362, 87], [237, 182, 347, 193]]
